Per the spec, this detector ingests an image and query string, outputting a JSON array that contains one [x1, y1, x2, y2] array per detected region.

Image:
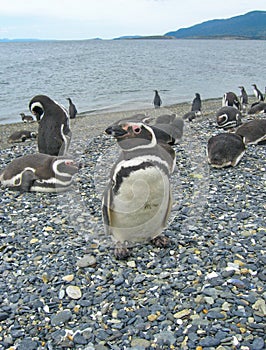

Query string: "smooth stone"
[[17, 338, 38, 350], [66, 285, 82, 299], [50, 310, 72, 326], [77, 255, 97, 268]]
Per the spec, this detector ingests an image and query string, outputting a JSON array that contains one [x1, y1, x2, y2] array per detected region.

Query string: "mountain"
[[165, 11, 266, 39]]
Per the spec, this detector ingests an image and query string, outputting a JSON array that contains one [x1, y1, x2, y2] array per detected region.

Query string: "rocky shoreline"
[[0, 99, 265, 350]]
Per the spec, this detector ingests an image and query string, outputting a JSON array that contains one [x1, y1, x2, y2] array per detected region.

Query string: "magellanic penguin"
[[20, 113, 34, 123], [0, 153, 79, 193], [252, 84, 264, 102], [182, 110, 202, 122], [216, 106, 242, 130], [191, 93, 202, 112], [238, 86, 248, 112], [29, 95, 72, 156], [8, 130, 37, 143], [153, 114, 184, 145], [66, 97, 78, 119], [235, 119, 266, 145], [207, 133, 245, 168], [247, 101, 266, 115], [102, 120, 175, 259], [153, 90, 162, 108], [222, 92, 241, 110]]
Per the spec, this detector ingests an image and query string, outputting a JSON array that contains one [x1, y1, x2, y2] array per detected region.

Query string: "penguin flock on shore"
[[1, 84, 265, 258]]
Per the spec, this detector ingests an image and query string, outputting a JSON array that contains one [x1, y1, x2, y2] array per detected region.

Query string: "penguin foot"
[[151, 235, 169, 248], [114, 243, 131, 260]]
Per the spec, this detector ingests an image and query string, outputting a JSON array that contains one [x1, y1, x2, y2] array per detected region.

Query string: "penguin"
[[8, 130, 37, 143], [29, 95, 72, 156], [222, 92, 241, 110], [191, 93, 202, 112], [207, 133, 245, 168], [216, 106, 242, 130], [0, 153, 79, 193], [102, 120, 175, 259], [247, 101, 266, 115], [182, 110, 202, 122], [153, 90, 162, 108], [66, 97, 78, 119], [20, 113, 34, 123], [252, 84, 264, 101], [235, 119, 266, 145], [153, 114, 184, 145], [238, 86, 248, 111]]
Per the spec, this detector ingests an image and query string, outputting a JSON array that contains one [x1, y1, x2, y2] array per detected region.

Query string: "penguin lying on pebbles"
[[216, 106, 242, 130], [29, 95, 72, 156], [235, 119, 266, 145], [0, 153, 79, 193], [153, 114, 184, 145], [102, 119, 175, 259], [247, 102, 266, 115], [182, 110, 201, 122], [222, 92, 241, 110], [207, 133, 245, 168], [20, 113, 34, 123], [8, 130, 37, 143]]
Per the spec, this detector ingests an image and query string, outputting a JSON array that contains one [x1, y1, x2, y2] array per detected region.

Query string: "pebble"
[[50, 310, 72, 326], [66, 285, 82, 299], [77, 254, 97, 268]]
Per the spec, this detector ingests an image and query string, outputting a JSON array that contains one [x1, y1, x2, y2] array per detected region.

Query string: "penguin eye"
[[132, 125, 141, 134], [65, 160, 73, 166]]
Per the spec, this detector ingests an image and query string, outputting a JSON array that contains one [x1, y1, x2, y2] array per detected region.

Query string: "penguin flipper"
[[20, 170, 36, 193]]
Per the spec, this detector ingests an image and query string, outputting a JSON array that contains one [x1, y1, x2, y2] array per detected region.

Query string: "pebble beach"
[[0, 98, 265, 350]]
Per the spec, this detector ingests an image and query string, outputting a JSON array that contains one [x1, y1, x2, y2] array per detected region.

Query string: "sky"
[[1, 0, 266, 40]]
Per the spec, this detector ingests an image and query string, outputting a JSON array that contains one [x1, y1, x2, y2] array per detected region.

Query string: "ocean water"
[[0, 39, 266, 124]]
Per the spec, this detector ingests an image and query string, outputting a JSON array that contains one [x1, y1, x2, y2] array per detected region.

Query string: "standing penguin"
[[252, 84, 264, 101], [222, 92, 241, 110], [102, 119, 175, 259], [191, 93, 202, 112], [238, 86, 248, 111], [66, 97, 78, 119], [153, 90, 162, 108], [29, 95, 72, 156]]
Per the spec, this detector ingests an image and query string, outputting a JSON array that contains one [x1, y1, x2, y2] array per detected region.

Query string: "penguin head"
[[105, 122, 157, 151], [29, 101, 44, 121], [52, 157, 80, 177], [216, 113, 228, 127]]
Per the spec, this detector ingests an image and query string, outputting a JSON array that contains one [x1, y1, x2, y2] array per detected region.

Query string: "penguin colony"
[[1, 85, 265, 258]]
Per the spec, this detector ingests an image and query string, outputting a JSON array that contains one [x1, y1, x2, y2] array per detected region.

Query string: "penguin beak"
[[105, 125, 129, 138]]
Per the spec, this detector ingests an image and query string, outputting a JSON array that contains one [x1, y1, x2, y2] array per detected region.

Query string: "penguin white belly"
[[110, 167, 171, 243]]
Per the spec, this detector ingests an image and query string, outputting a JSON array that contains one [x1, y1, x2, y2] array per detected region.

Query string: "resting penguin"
[[222, 92, 241, 110], [20, 113, 34, 123], [207, 133, 245, 168], [182, 110, 201, 122], [66, 97, 78, 119], [153, 114, 184, 145], [191, 93, 202, 112], [235, 119, 266, 145], [247, 101, 266, 115], [252, 84, 264, 102], [153, 90, 162, 108], [216, 106, 242, 130], [102, 120, 175, 259], [0, 153, 79, 193], [8, 130, 37, 143], [29, 95, 72, 156]]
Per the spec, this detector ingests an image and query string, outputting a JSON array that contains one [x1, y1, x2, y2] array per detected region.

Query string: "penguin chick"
[[207, 133, 245, 168], [222, 92, 241, 110], [66, 97, 78, 119], [0, 153, 79, 193], [102, 121, 175, 259], [235, 119, 266, 145], [216, 106, 242, 130], [29, 95, 72, 156], [8, 130, 37, 143], [20, 113, 34, 123]]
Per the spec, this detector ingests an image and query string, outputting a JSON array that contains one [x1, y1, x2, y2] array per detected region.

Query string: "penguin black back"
[[67, 97, 78, 119], [153, 90, 162, 108], [191, 93, 201, 112], [29, 95, 72, 156]]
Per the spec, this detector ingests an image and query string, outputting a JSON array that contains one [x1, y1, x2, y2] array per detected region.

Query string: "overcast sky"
[[1, 0, 265, 40]]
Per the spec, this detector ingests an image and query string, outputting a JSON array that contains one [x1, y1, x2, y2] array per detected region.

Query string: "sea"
[[1, 39, 266, 125]]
